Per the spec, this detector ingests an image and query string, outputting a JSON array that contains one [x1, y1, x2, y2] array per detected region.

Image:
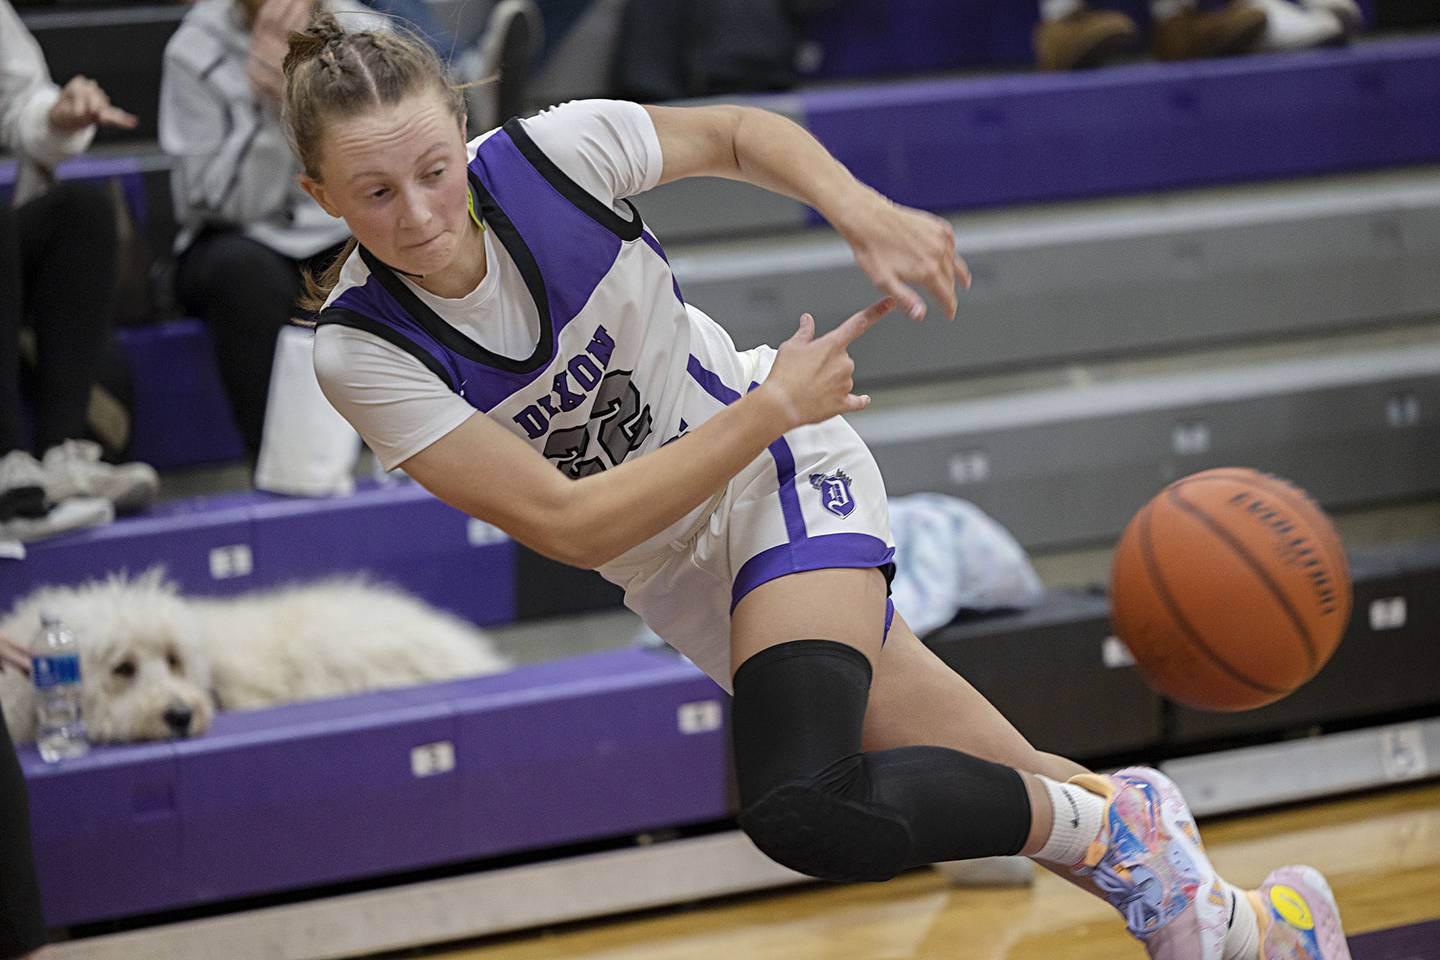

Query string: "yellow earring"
[[468, 186, 484, 231]]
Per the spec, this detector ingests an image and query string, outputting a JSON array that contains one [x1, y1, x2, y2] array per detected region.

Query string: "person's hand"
[[46, 75, 138, 133], [840, 192, 970, 322], [761, 297, 894, 428], [0, 632, 30, 678], [247, 0, 314, 103]]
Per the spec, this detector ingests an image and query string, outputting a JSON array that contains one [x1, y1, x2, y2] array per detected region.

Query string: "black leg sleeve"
[[732, 639, 1032, 881]]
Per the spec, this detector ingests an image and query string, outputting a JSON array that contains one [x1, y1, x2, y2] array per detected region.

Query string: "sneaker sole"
[[1262, 864, 1352, 959]]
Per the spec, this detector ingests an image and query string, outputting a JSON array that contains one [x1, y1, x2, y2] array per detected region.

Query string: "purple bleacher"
[[116, 320, 248, 468], [797, 0, 1377, 80], [21, 649, 729, 926], [0, 480, 516, 626], [802, 36, 1440, 217], [0, 494, 255, 607], [0, 154, 148, 226], [247, 480, 518, 626]]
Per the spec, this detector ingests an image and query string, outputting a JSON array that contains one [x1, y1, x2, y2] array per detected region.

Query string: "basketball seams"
[[1136, 502, 1288, 698], [1166, 485, 1319, 670], [1169, 470, 1349, 609]]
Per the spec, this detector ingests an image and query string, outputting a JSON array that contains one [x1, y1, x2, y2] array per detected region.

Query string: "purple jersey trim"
[[731, 532, 897, 612], [686, 354, 740, 404], [640, 229, 684, 304]]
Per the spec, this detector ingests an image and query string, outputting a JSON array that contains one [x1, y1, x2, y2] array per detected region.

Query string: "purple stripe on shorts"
[[884, 597, 895, 641], [731, 532, 897, 611], [767, 434, 807, 543]]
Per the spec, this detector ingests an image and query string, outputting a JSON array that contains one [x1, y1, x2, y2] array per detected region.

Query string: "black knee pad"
[[731, 638, 1034, 879], [732, 639, 913, 882], [738, 754, 913, 883]]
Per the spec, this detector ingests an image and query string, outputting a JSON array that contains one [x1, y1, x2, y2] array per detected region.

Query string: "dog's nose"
[[163, 706, 193, 736]]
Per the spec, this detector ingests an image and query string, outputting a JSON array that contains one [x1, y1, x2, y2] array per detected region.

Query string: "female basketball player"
[[280, 16, 1348, 959]]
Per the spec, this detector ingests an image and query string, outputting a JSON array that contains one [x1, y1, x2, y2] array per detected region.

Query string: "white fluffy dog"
[[0, 569, 509, 744]]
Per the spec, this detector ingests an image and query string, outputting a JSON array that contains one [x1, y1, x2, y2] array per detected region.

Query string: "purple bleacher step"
[[21, 649, 729, 926]]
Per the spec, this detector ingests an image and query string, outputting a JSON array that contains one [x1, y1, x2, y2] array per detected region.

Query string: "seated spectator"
[[161, 0, 540, 459], [1035, 0, 1361, 72], [0, 0, 159, 544], [159, 0, 371, 456]]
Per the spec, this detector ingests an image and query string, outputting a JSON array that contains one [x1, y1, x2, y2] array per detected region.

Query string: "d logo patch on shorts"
[[810, 470, 856, 519]]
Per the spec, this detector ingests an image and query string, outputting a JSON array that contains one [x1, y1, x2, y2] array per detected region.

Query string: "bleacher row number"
[[1380, 724, 1428, 783], [1101, 636, 1137, 670], [1172, 421, 1211, 457], [1386, 393, 1420, 429], [677, 700, 722, 735], [1368, 596, 1408, 632], [948, 450, 991, 486], [208, 544, 253, 580], [410, 741, 456, 778]]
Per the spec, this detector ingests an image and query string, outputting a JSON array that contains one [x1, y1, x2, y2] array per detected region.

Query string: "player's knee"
[[738, 754, 913, 883]]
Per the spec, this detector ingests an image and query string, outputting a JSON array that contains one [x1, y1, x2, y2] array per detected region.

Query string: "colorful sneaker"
[[1252, 865, 1352, 959], [1069, 767, 1228, 960]]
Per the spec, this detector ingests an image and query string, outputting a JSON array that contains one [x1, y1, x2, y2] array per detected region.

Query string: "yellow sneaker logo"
[[1270, 884, 1315, 930]]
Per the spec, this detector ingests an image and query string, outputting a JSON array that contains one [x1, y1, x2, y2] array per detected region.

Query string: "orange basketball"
[[1109, 468, 1352, 712]]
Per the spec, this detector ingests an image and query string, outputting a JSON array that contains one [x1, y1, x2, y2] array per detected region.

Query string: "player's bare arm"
[[644, 103, 970, 320], [402, 298, 892, 569]]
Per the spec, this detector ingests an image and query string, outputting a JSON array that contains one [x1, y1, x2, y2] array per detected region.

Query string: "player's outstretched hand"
[[842, 194, 970, 322], [763, 297, 894, 428]]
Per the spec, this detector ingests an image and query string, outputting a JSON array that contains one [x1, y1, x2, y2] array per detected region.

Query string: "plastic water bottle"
[[31, 614, 88, 762]]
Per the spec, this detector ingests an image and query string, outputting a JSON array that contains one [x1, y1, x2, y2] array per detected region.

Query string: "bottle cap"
[[39, 612, 61, 628]]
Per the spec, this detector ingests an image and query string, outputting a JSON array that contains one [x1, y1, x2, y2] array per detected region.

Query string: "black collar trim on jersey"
[[354, 170, 556, 376], [502, 118, 646, 242], [315, 307, 457, 392]]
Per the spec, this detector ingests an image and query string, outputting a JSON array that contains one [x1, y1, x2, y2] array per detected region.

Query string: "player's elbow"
[[526, 493, 615, 570]]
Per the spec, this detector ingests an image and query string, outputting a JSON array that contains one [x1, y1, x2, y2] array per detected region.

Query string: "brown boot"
[[1034, 10, 1140, 71], [1152, 1, 1268, 61]]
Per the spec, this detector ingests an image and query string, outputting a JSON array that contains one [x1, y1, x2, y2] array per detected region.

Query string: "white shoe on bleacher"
[[1250, 0, 1345, 50], [1299, 0, 1362, 34], [40, 439, 159, 516], [0, 495, 114, 543]]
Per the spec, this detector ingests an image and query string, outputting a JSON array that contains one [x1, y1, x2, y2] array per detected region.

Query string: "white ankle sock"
[[1223, 883, 1261, 960], [1031, 775, 1107, 866], [1042, 0, 1085, 21]]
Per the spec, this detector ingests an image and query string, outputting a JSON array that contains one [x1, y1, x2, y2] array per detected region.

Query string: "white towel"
[[254, 326, 361, 497]]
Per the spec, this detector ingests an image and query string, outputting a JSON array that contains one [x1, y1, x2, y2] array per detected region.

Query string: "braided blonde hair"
[[282, 12, 465, 309]]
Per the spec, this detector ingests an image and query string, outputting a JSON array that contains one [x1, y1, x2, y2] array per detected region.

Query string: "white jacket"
[[0, 0, 96, 203], [157, 0, 373, 258]]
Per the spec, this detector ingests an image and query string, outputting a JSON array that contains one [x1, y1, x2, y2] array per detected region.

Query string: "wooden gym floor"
[[414, 781, 1440, 960]]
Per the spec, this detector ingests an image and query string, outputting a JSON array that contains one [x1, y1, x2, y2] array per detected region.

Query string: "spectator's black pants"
[[0, 182, 119, 456], [176, 233, 341, 454], [0, 709, 46, 959]]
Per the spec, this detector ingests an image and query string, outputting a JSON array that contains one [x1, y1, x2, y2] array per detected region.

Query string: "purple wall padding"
[[116, 320, 248, 468], [799, 0, 1036, 78], [797, 0, 1377, 80], [0, 482, 516, 626], [21, 650, 729, 925], [802, 37, 1440, 218], [247, 481, 518, 627]]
